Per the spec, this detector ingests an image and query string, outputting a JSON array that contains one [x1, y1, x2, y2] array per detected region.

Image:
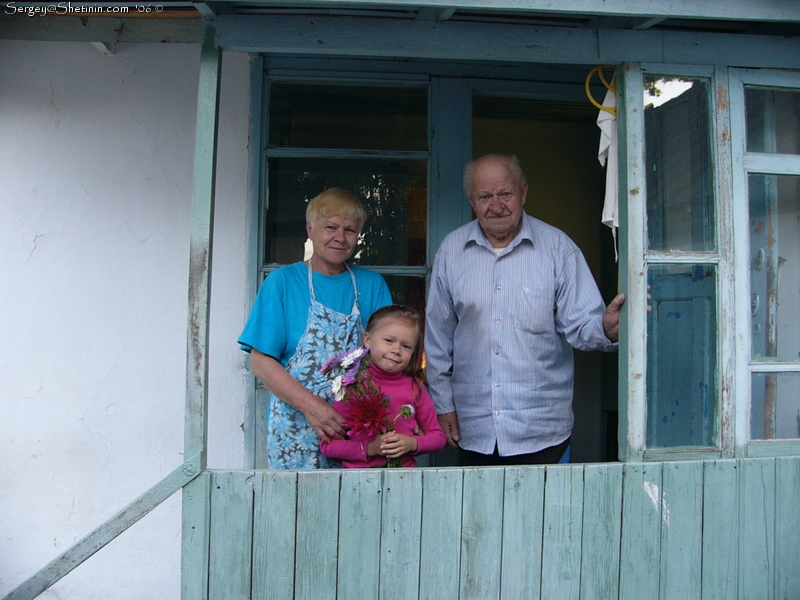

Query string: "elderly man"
[[425, 154, 625, 465]]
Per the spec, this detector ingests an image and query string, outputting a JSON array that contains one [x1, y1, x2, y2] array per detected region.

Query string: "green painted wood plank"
[[180, 24, 220, 600], [243, 56, 265, 469], [700, 460, 739, 600], [215, 15, 800, 69], [619, 463, 662, 600], [744, 154, 800, 177], [661, 31, 800, 71], [207, 471, 254, 600], [337, 470, 383, 600], [3, 454, 203, 600], [419, 469, 463, 600], [296, 471, 341, 600], [500, 466, 545, 600], [460, 468, 504, 600], [541, 465, 584, 600], [428, 76, 472, 262], [216, 15, 598, 62], [739, 458, 776, 600], [580, 464, 623, 600], [774, 456, 800, 600], [659, 461, 703, 600], [215, 0, 800, 23], [747, 440, 800, 458], [618, 62, 648, 463], [379, 469, 423, 599], [185, 21, 221, 462], [181, 471, 212, 600], [251, 471, 298, 600]]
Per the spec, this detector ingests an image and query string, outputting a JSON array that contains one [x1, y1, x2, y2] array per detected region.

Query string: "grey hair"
[[463, 154, 528, 198]]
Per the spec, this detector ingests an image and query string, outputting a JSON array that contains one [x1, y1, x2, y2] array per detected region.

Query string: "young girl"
[[320, 304, 446, 468]]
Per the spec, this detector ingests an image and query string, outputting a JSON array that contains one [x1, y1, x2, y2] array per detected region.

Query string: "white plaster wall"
[[0, 40, 252, 598]]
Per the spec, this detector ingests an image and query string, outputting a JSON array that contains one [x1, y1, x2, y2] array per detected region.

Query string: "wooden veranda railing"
[[190, 457, 799, 600]]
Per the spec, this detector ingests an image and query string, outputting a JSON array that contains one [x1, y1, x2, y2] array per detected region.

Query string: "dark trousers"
[[458, 437, 571, 466]]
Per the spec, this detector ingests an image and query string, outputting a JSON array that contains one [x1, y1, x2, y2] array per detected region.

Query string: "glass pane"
[[746, 87, 800, 154], [269, 82, 428, 151], [646, 264, 717, 448], [751, 372, 800, 440], [266, 157, 427, 267], [383, 274, 427, 319], [644, 77, 715, 251], [749, 174, 800, 359]]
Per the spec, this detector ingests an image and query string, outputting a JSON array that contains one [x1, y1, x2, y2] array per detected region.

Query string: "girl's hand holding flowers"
[[368, 432, 418, 459]]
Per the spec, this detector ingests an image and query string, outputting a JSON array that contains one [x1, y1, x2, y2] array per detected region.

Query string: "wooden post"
[[181, 19, 221, 600]]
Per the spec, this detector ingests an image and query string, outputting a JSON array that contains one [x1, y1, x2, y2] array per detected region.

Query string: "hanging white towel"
[[596, 86, 618, 261]]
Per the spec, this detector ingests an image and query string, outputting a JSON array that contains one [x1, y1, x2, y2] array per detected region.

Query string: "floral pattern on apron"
[[266, 261, 363, 469]]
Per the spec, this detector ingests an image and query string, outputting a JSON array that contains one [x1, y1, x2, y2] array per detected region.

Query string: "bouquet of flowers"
[[322, 346, 415, 468]]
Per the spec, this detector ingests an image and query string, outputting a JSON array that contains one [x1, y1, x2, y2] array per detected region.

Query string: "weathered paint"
[[214, 14, 800, 69], [199, 457, 799, 600]]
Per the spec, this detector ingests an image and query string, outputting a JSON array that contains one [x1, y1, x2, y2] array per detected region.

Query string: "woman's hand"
[[303, 397, 346, 443], [367, 432, 418, 459], [249, 349, 346, 443]]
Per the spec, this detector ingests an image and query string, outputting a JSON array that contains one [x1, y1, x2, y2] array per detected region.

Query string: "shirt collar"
[[465, 214, 535, 255]]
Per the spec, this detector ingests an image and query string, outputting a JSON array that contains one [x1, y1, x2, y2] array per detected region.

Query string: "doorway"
[[472, 93, 619, 462]]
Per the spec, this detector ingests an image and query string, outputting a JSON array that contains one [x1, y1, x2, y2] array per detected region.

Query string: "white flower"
[[340, 346, 366, 369], [331, 376, 345, 401]]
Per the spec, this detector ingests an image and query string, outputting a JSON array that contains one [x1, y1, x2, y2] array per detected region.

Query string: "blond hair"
[[306, 188, 367, 230]]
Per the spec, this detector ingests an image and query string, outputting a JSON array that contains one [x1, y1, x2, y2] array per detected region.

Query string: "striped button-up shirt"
[[425, 215, 617, 456]]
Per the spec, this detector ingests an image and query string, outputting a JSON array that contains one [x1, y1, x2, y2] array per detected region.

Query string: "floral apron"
[[266, 261, 363, 469]]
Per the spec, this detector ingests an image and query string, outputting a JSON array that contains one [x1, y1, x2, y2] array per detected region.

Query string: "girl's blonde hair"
[[306, 188, 367, 230], [365, 304, 425, 383]]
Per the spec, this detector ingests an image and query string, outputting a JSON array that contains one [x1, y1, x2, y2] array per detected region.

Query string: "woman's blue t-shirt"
[[238, 262, 392, 365]]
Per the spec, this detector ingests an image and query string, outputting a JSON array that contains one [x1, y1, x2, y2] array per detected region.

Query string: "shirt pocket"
[[514, 285, 555, 334]]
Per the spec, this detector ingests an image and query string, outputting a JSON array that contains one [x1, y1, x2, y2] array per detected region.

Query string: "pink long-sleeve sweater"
[[320, 362, 446, 468]]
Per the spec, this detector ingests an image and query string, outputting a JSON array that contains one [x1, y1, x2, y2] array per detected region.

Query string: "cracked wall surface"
[[0, 40, 252, 599]]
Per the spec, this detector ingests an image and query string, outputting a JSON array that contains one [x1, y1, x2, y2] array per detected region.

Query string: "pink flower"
[[342, 393, 390, 438]]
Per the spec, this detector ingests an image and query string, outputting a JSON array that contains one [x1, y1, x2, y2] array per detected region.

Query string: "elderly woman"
[[239, 188, 392, 469]]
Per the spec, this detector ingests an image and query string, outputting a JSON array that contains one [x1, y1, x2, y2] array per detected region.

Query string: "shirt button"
[[494, 382, 500, 387], [496, 286, 501, 290], [495, 350, 500, 355]]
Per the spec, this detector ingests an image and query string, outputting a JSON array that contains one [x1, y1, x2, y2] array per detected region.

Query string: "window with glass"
[[642, 73, 719, 453], [645, 77, 715, 252], [262, 80, 430, 310], [744, 83, 800, 444], [646, 264, 717, 448]]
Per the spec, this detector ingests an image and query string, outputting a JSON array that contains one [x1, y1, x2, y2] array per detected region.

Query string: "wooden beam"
[[244, 0, 800, 24], [180, 20, 221, 600], [215, 14, 800, 69], [183, 19, 221, 467], [1, 453, 203, 600]]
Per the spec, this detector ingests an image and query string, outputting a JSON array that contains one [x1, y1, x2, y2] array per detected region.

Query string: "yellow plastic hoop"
[[586, 65, 617, 117]]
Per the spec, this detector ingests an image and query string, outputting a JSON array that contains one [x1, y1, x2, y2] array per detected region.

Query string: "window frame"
[[619, 63, 736, 462], [620, 63, 800, 461], [730, 67, 800, 458], [258, 71, 432, 282]]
